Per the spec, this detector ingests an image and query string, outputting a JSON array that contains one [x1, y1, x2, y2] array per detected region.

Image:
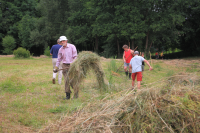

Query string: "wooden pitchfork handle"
[[116, 46, 138, 72], [53, 68, 68, 73], [57, 68, 68, 71]]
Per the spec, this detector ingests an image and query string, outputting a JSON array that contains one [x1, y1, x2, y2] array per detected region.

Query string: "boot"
[[129, 73, 132, 79], [125, 71, 128, 76], [52, 78, 55, 84], [64, 92, 70, 100]]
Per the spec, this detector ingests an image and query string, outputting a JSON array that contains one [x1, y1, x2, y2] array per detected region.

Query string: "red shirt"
[[124, 49, 133, 63]]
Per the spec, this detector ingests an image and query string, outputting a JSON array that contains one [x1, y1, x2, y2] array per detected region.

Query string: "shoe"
[[125, 71, 128, 76], [129, 73, 131, 79], [64, 92, 70, 100], [52, 78, 55, 84]]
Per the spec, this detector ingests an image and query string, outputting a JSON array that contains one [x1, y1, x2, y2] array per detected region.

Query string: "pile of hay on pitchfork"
[[40, 73, 200, 133], [68, 51, 106, 98]]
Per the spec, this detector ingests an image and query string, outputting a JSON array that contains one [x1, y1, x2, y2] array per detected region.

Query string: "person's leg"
[[131, 73, 136, 89], [124, 63, 128, 76], [62, 64, 71, 99], [137, 81, 141, 89], [58, 61, 63, 85], [132, 80, 135, 88], [141, 65, 144, 77], [137, 72, 142, 89], [52, 58, 57, 84], [128, 65, 132, 79]]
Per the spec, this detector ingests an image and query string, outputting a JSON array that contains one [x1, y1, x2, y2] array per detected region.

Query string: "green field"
[[0, 56, 200, 132]]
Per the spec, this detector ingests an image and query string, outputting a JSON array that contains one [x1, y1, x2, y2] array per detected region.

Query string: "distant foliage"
[[18, 15, 36, 50], [2, 35, 16, 54], [44, 46, 51, 57], [13, 47, 30, 58]]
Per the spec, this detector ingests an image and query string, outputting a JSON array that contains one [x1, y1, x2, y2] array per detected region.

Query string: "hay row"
[[40, 73, 200, 133]]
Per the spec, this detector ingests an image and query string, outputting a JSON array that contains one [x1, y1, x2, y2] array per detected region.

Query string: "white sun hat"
[[59, 36, 68, 41]]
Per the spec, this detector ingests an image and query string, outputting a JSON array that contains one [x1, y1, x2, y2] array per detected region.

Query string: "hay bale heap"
[[68, 51, 105, 98], [40, 73, 200, 133]]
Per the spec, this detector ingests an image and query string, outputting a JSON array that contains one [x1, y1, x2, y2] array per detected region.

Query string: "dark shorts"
[[124, 62, 130, 67], [132, 72, 142, 81], [141, 65, 144, 71]]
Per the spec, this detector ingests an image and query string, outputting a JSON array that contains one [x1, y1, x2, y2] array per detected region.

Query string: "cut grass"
[[0, 79, 26, 93], [0, 56, 199, 132]]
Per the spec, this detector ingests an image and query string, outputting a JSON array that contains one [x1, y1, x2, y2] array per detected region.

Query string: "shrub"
[[44, 46, 51, 57], [2, 35, 16, 54], [13, 47, 30, 58]]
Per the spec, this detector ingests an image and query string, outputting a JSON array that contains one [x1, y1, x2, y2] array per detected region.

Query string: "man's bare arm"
[[144, 60, 153, 71], [130, 50, 134, 55], [123, 52, 126, 62]]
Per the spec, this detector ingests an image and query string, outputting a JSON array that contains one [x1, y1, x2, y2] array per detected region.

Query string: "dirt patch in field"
[[0, 55, 14, 57], [0, 114, 36, 133], [0, 54, 50, 58], [162, 59, 200, 68]]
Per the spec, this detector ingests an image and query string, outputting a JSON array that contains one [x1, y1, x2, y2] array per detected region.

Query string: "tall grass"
[[107, 59, 117, 87]]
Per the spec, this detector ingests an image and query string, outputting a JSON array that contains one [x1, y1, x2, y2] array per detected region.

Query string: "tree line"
[[0, 0, 200, 57]]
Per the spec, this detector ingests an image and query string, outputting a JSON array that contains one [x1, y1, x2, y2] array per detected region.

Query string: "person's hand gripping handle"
[[53, 66, 59, 73], [149, 66, 153, 71]]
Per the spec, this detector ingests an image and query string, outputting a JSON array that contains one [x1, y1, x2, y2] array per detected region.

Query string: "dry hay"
[[40, 73, 200, 133], [0, 55, 14, 57], [164, 59, 200, 68], [68, 51, 105, 98], [168, 72, 200, 86], [39, 55, 48, 58]]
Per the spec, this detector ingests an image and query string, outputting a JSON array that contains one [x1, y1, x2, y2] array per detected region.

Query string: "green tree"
[[66, 0, 93, 51], [30, 0, 69, 50], [138, 0, 185, 57], [18, 15, 36, 50], [0, 0, 39, 53], [2, 35, 16, 54], [180, 0, 200, 55]]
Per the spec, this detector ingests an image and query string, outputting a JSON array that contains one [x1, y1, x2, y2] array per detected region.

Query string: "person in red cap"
[[122, 45, 134, 79]]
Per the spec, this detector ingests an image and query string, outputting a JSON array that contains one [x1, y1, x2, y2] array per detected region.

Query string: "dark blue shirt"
[[50, 44, 62, 58]]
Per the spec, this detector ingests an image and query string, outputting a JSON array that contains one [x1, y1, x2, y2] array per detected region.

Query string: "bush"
[[44, 46, 51, 57], [13, 47, 30, 58], [2, 35, 16, 54]]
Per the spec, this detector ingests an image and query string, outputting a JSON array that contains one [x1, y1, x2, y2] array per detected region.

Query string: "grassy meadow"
[[0, 56, 200, 132]]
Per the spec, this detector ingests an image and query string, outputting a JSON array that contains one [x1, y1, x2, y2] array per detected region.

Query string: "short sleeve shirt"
[[50, 44, 62, 58], [130, 55, 145, 73]]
